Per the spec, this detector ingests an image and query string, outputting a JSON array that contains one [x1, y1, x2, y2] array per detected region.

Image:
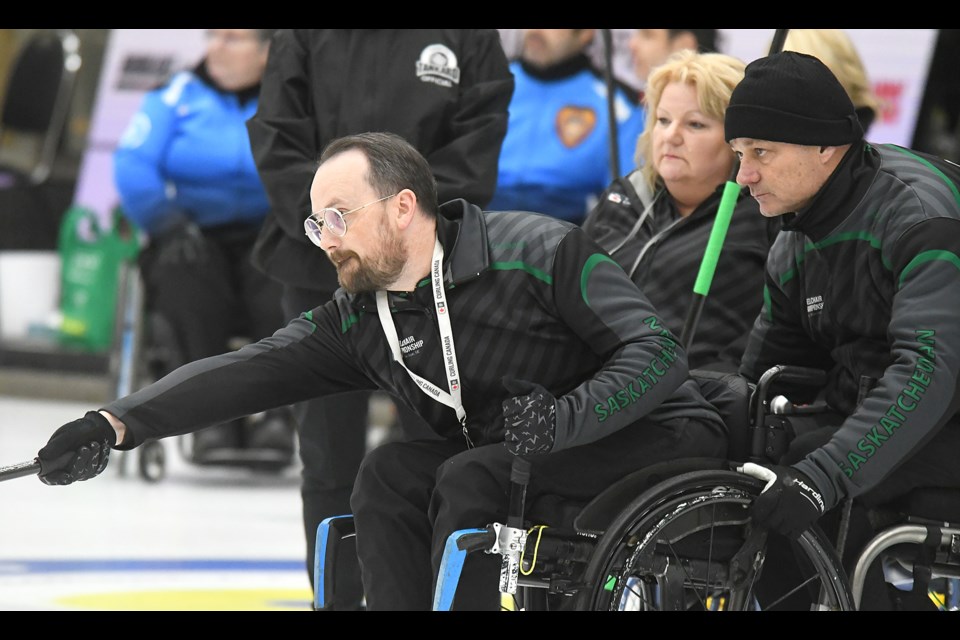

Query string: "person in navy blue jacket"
[[114, 29, 294, 467]]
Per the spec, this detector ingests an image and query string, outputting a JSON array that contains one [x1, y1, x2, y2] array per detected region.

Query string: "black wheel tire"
[[577, 469, 854, 611], [138, 440, 166, 483]]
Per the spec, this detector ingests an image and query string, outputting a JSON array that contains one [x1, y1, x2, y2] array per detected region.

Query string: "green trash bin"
[[57, 205, 141, 351]]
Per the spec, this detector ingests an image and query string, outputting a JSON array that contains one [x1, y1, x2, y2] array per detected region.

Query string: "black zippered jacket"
[[106, 200, 724, 452], [584, 174, 776, 369], [246, 29, 514, 294], [740, 141, 960, 511]]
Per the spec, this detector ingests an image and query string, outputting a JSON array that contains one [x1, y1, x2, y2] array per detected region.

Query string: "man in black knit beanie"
[[731, 51, 960, 610]]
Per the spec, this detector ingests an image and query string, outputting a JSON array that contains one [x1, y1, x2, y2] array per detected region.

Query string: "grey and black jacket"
[[739, 141, 960, 511], [583, 174, 776, 370], [107, 200, 724, 452]]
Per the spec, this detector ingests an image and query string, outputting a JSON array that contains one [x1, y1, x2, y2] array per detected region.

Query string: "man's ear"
[[395, 188, 418, 230], [818, 145, 840, 164]]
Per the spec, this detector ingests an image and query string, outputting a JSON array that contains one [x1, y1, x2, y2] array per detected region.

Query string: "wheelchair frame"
[[315, 364, 960, 611]]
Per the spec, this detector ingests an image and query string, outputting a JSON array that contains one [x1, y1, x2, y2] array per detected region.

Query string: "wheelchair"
[[110, 259, 296, 482], [315, 365, 960, 611]]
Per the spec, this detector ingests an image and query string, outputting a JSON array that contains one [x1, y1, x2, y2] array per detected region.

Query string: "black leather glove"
[[37, 411, 116, 486], [501, 377, 556, 456], [153, 219, 207, 267], [742, 462, 826, 539]]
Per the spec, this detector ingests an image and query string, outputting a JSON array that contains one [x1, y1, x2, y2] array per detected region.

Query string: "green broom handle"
[[678, 29, 789, 349]]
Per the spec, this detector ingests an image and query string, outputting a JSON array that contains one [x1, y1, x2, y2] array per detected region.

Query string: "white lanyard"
[[376, 237, 472, 447]]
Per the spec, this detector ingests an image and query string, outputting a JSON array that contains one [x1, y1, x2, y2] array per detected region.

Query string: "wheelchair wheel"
[[578, 469, 854, 611], [138, 440, 166, 483]]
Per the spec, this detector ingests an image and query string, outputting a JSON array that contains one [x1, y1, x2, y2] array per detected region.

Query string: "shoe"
[[191, 421, 243, 464], [242, 409, 296, 471]]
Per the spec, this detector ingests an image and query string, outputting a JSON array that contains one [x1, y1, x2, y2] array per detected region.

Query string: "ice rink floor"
[[0, 394, 312, 611]]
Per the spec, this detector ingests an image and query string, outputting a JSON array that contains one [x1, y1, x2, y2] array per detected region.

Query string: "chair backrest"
[[0, 30, 80, 185], [691, 368, 752, 462]]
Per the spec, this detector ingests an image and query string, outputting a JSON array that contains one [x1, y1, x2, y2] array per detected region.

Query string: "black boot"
[[243, 407, 296, 472], [191, 421, 243, 464]]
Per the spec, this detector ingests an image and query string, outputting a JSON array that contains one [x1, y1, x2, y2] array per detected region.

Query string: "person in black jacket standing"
[[244, 29, 514, 606]]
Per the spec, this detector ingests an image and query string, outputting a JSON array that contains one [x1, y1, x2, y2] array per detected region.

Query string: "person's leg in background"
[[138, 226, 246, 461], [280, 284, 369, 608], [227, 226, 297, 466]]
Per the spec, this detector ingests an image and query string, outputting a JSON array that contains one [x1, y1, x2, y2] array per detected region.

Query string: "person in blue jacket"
[[114, 28, 294, 467], [488, 28, 645, 225]]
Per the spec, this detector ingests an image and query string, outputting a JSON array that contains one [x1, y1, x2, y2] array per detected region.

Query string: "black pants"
[[779, 419, 960, 610], [141, 224, 286, 451], [280, 284, 431, 605], [351, 416, 727, 610], [141, 224, 284, 365]]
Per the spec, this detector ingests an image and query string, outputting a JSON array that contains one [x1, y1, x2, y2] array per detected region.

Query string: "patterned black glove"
[[37, 411, 116, 486], [743, 463, 826, 539], [501, 377, 556, 456], [154, 220, 207, 267]]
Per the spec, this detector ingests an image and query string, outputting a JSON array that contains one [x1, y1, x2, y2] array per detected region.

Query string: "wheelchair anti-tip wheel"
[[578, 469, 855, 611], [138, 440, 166, 483]]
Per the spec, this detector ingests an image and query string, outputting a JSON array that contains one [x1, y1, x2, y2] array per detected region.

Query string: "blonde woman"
[[583, 50, 777, 370], [781, 29, 882, 133]]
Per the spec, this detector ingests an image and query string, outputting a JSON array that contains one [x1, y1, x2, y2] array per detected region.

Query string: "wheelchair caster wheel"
[[138, 440, 166, 483]]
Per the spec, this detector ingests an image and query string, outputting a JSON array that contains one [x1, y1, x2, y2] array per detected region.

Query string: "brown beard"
[[333, 214, 407, 293]]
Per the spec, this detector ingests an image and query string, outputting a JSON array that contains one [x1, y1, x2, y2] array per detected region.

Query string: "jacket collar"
[[437, 198, 489, 285], [656, 180, 729, 221], [194, 58, 260, 106], [518, 53, 595, 82], [782, 140, 878, 241]]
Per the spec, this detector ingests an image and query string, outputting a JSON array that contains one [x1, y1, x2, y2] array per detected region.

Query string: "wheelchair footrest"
[[314, 515, 357, 610], [433, 527, 495, 611]]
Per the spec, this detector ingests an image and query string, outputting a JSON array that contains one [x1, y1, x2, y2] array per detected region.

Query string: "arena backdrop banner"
[[719, 29, 937, 148], [72, 29, 207, 230]]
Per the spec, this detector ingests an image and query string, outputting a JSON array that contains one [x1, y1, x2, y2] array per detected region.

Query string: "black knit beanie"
[[725, 51, 863, 145]]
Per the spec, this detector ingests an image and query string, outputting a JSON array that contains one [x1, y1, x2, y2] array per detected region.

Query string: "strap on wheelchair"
[[911, 525, 941, 597]]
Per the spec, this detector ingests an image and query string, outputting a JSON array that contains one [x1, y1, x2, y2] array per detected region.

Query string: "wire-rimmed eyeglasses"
[[303, 193, 400, 246]]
